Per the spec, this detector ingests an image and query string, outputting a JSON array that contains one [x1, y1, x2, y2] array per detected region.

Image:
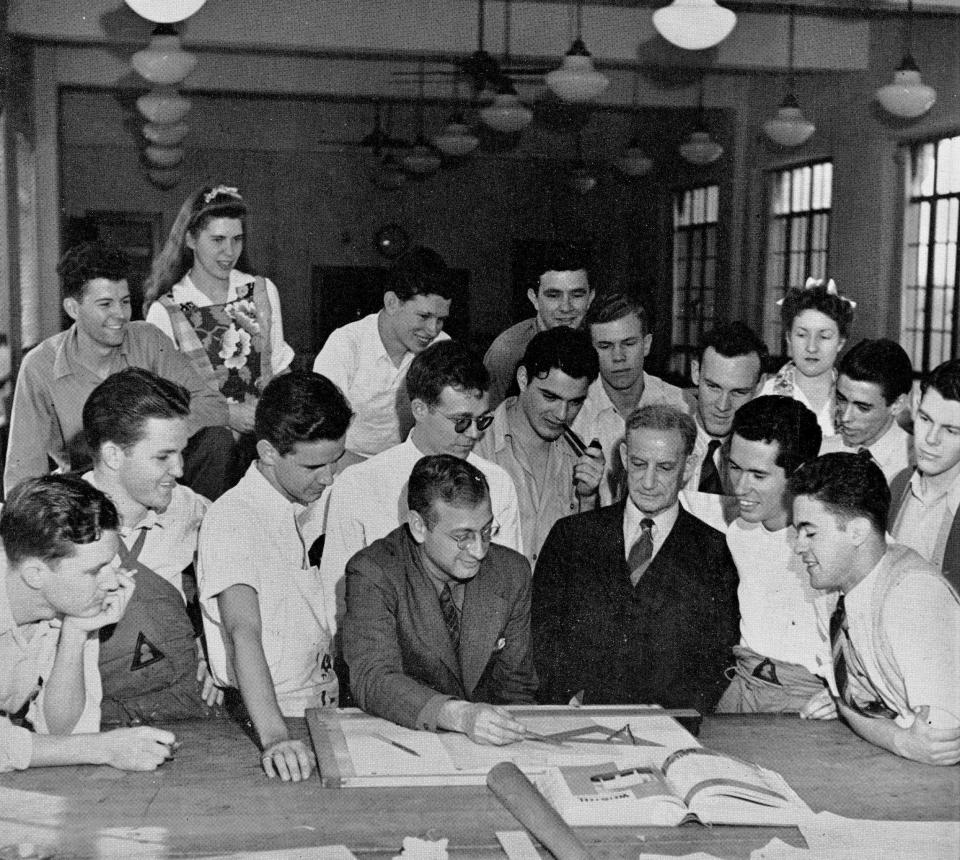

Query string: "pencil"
[[373, 732, 421, 757]]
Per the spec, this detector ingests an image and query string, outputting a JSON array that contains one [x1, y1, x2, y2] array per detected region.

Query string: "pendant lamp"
[[763, 8, 815, 147], [402, 61, 442, 175], [433, 113, 479, 157], [875, 0, 936, 119], [546, 0, 609, 103], [679, 77, 722, 165], [124, 0, 207, 24], [132, 24, 197, 85], [480, 81, 533, 133], [653, 1, 737, 51]]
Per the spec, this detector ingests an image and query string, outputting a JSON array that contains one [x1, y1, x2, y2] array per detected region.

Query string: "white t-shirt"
[[312, 312, 449, 459], [727, 518, 835, 676], [198, 462, 336, 716], [319, 436, 522, 633], [145, 270, 295, 377]]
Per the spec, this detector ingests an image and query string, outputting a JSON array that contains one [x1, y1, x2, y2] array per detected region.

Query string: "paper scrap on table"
[[392, 836, 449, 860], [637, 853, 723, 860], [749, 837, 809, 859], [798, 812, 960, 859], [210, 846, 358, 859]]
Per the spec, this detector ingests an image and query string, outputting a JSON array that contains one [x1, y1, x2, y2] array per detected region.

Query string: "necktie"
[[698, 439, 724, 495], [439, 583, 461, 652], [628, 518, 655, 587], [117, 527, 148, 572], [829, 594, 849, 703], [293, 509, 310, 569]]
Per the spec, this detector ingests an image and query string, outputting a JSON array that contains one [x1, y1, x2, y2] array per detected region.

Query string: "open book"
[[535, 747, 811, 827]]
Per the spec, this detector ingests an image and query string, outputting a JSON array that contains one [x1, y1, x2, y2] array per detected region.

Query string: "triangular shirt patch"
[[130, 631, 165, 671]]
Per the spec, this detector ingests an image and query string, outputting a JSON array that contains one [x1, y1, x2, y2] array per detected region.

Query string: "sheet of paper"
[[211, 847, 358, 860], [799, 811, 960, 860], [343, 725, 456, 776], [495, 831, 541, 860]]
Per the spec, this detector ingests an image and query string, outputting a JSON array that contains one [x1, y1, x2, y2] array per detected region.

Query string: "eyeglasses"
[[440, 521, 501, 551], [433, 410, 495, 434]]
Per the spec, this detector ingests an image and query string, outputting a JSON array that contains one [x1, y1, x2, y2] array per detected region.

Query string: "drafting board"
[[306, 705, 701, 788]]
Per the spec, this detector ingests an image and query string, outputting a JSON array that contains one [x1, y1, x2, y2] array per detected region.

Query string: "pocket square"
[[495, 637, 506, 652]]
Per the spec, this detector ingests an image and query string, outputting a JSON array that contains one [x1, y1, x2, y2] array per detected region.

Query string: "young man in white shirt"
[[82, 368, 219, 723], [820, 339, 914, 485], [199, 371, 352, 783], [792, 452, 960, 766], [484, 243, 594, 409], [1, 475, 174, 774], [889, 359, 960, 592], [572, 292, 688, 505], [321, 341, 522, 629], [313, 246, 451, 466], [717, 395, 835, 714]]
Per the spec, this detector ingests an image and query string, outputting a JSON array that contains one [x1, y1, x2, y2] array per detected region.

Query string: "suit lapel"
[[459, 561, 508, 696], [400, 532, 463, 685]]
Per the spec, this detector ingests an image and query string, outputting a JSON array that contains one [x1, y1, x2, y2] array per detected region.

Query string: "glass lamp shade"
[[125, 0, 207, 24], [568, 165, 597, 194], [875, 57, 936, 119], [615, 143, 654, 177], [652, 0, 737, 51], [147, 167, 182, 189], [432, 120, 479, 157], [402, 137, 442, 174], [546, 41, 610, 103], [145, 145, 184, 167], [137, 89, 191, 124], [132, 28, 198, 85], [679, 130, 723, 165], [480, 92, 533, 133], [142, 121, 189, 145], [763, 96, 815, 147]]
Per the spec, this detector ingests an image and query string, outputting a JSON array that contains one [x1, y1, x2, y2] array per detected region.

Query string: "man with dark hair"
[[792, 453, 960, 766], [532, 405, 738, 711], [681, 322, 766, 528], [82, 368, 219, 724], [475, 327, 603, 567], [4, 242, 231, 494], [572, 291, 688, 505], [342, 454, 537, 743], [820, 339, 914, 484], [1, 475, 175, 773], [321, 341, 521, 627], [199, 371, 353, 783], [313, 245, 452, 465], [718, 395, 834, 714], [484, 243, 593, 408], [889, 358, 960, 591]]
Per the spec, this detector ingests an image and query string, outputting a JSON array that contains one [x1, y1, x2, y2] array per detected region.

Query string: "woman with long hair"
[[144, 184, 294, 496]]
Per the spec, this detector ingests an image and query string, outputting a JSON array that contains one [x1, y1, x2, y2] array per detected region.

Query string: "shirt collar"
[[623, 497, 680, 546], [488, 397, 519, 454], [82, 471, 165, 532], [246, 461, 311, 524], [909, 466, 960, 513], [53, 324, 130, 380], [0, 573, 17, 635]]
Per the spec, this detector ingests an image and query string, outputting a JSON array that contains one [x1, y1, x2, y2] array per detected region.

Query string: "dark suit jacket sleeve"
[[530, 518, 574, 704], [341, 550, 451, 730], [483, 550, 538, 705]]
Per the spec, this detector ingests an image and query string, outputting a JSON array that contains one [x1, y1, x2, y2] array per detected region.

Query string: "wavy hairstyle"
[[142, 184, 250, 315]]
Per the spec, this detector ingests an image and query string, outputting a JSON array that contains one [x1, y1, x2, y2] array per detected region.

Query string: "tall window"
[[902, 135, 960, 374], [671, 184, 719, 376], [763, 161, 832, 347]]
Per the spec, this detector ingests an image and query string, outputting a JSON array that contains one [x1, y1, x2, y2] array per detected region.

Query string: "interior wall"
[[59, 90, 730, 366]]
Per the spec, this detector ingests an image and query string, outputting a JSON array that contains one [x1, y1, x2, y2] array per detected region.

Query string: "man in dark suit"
[[532, 404, 739, 712], [888, 359, 960, 592], [342, 454, 538, 745]]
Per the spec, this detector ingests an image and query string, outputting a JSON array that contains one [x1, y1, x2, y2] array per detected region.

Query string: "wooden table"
[[1, 714, 957, 858]]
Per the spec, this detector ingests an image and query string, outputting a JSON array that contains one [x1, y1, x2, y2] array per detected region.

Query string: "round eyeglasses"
[[442, 521, 501, 551]]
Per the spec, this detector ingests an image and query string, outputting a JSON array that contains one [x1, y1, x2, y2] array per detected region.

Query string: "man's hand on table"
[[892, 706, 960, 766], [799, 688, 838, 721], [99, 726, 177, 770], [439, 701, 528, 745], [261, 737, 315, 782]]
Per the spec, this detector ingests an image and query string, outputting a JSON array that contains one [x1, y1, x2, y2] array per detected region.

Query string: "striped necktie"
[[628, 519, 655, 587], [698, 439, 724, 494], [829, 594, 849, 702], [439, 583, 461, 652]]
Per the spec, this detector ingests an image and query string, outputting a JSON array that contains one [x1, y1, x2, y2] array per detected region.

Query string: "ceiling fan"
[[395, 0, 549, 96]]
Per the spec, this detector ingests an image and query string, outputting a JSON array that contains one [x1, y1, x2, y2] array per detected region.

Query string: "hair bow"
[[203, 185, 242, 204], [775, 277, 856, 308]]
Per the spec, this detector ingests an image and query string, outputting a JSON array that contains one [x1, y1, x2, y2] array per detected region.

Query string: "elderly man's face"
[[620, 426, 692, 517]]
